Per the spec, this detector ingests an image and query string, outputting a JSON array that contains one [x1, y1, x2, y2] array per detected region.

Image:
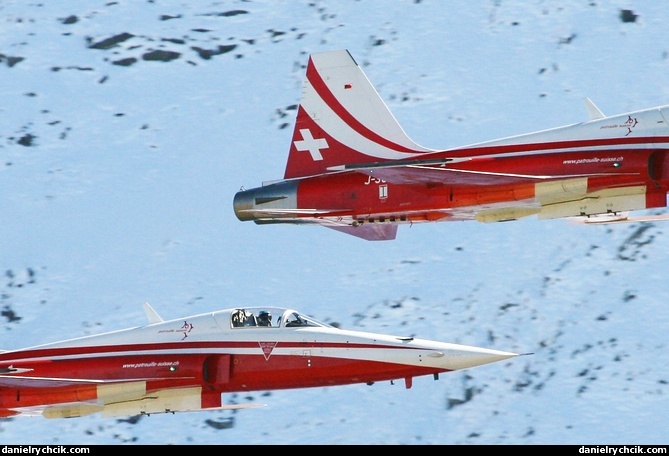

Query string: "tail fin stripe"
[[299, 93, 418, 161], [306, 58, 423, 154]]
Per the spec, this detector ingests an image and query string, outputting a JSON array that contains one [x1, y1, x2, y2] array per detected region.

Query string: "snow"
[[1, 0, 668, 445]]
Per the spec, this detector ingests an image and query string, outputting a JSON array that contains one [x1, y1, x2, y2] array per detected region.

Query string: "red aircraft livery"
[[233, 49, 669, 240], [0, 304, 520, 418]]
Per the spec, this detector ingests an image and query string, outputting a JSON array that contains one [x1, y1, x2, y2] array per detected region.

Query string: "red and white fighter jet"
[[0, 304, 519, 419], [234, 49, 669, 240]]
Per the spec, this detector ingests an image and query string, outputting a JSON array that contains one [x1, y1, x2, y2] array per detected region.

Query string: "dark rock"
[[60, 15, 78, 24], [142, 50, 181, 62], [620, 9, 638, 23], [112, 57, 137, 66], [191, 44, 236, 60], [17, 133, 36, 147], [89, 33, 135, 50], [0, 54, 25, 68]]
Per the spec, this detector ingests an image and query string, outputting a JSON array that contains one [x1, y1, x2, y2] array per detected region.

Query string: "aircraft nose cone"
[[445, 347, 520, 371]]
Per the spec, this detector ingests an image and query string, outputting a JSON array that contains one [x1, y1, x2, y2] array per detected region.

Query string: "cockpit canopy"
[[228, 307, 331, 329]]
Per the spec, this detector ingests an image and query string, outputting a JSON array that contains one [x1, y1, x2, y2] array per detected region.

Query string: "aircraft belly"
[[288, 179, 657, 225]]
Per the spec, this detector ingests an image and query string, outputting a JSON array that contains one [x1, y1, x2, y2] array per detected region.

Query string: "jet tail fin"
[[283, 50, 434, 179], [143, 302, 163, 324], [584, 97, 606, 120]]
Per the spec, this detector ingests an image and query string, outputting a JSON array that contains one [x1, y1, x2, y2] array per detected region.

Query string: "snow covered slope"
[[1, 0, 668, 445]]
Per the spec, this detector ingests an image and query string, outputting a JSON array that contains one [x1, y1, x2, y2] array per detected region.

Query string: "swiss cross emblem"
[[293, 128, 329, 161], [259, 342, 278, 360]]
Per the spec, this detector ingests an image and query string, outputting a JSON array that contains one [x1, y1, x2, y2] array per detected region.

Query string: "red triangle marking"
[[259, 342, 278, 360]]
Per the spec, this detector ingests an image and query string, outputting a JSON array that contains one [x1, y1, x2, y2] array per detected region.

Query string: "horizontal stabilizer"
[[327, 224, 398, 241]]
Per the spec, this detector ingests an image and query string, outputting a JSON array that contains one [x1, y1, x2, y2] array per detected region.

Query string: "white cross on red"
[[294, 128, 329, 161]]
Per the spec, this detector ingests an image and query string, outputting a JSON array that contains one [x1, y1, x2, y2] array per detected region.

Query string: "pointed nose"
[[438, 346, 520, 371]]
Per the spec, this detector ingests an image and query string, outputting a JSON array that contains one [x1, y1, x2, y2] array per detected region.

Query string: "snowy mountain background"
[[2, 0, 669, 445]]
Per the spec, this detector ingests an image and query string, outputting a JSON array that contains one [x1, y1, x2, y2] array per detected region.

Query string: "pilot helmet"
[[258, 310, 271, 323]]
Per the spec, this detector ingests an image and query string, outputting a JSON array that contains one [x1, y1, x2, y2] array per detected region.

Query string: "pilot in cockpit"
[[285, 312, 307, 327], [257, 310, 272, 327]]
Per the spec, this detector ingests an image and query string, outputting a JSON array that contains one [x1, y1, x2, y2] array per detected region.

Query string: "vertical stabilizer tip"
[[584, 97, 606, 120], [143, 302, 164, 324]]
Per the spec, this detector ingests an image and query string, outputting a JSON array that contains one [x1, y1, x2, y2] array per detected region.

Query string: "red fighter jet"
[[0, 304, 520, 419], [234, 49, 669, 240]]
